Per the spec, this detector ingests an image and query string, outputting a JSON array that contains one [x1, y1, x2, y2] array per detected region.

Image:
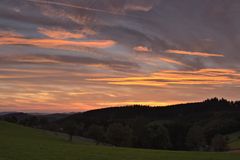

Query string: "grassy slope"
[[0, 121, 239, 160], [228, 131, 240, 149]]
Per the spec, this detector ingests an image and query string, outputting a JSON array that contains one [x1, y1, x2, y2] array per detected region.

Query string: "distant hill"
[[0, 112, 72, 127]]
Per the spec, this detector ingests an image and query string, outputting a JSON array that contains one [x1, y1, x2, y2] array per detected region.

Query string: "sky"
[[0, 0, 240, 113]]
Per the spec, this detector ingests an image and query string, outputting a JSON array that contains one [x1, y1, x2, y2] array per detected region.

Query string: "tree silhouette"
[[142, 123, 171, 149], [86, 124, 105, 144], [211, 134, 228, 151], [106, 123, 132, 146], [185, 125, 206, 151], [63, 120, 77, 142]]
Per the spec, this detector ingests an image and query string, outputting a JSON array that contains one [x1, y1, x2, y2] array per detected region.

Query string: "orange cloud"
[[0, 30, 23, 38], [38, 27, 96, 39], [159, 57, 187, 66], [166, 49, 224, 57], [38, 27, 86, 39], [133, 46, 152, 52], [0, 36, 116, 50], [89, 69, 240, 87]]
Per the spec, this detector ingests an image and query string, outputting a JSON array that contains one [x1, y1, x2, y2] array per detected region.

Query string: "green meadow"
[[0, 121, 239, 160], [228, 131, 240, 150]]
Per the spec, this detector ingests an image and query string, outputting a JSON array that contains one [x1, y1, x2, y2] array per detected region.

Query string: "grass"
[[0, 121, 239, 160], [228, 131, 240, 149]]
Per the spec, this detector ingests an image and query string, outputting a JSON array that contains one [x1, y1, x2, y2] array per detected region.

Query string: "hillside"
[[0, 121, 240, 160], [62, 98, 240, 149], [228, 131, 240, 150]]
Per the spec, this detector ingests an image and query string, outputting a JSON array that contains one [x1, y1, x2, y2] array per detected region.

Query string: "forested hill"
[[68, 98, 240, 122], [60, 98, 240, 151]]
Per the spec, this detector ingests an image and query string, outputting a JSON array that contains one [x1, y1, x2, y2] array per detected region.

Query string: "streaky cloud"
[[38, 27, 88, 39], [26, 0, 127, 16], [159, 57, 188, 67], [0, 36, 116, 49], [166, 49, 224, 57], [89, 69, 240, 87]]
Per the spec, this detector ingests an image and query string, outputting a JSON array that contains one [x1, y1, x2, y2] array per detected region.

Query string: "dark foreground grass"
[[228, 131, 240, 149], [0, 121, 239, 160]]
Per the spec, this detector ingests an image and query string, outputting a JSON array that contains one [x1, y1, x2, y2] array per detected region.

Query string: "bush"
[[142, 123, 171, 149], [106, 123, 132, 146], [211, 134, 228, 151], [185, 125, 206, 151], [86, 124, 105, 144]]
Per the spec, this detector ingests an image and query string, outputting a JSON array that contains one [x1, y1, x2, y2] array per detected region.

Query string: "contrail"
[[26, 0, 127, 17]]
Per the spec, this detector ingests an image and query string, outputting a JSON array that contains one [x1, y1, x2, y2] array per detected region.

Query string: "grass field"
[[0, 121, 239, 160], [228, 131, 240, 150]]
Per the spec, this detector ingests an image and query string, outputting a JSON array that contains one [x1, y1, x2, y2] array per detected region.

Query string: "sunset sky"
[[0, 0, 240, 112]]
